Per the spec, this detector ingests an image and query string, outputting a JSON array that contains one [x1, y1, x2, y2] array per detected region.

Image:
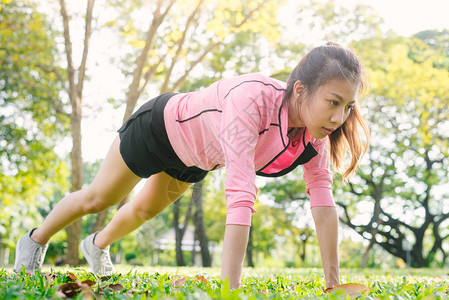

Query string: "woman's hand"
[[311, 206, 340, 289], [221, 224, 250, 290]]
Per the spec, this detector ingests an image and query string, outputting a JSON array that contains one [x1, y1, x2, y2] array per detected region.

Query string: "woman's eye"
[[346, 105, 355, 111], [330, 100, 339, 106]]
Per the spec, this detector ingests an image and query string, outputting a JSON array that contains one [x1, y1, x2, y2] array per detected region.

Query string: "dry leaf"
[[170, 275, 187, 287], [58, 282, 82, 298], [108, 283, 125, 292], [325, 283, 370, 299], [124, 289, 149, 296], [195, 275, 209, 284], [44, 273, 58, 286], [66, 272, 78, 281], [82, 279, 96, 287], [305, 278, 315, 284]]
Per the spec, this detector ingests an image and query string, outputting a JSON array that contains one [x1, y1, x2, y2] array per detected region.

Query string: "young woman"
[[15, 42, 368, 290]]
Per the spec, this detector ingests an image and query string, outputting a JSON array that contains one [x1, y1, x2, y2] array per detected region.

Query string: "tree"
[[414, 29, 449, 69], [58, 0, 96, 265], [191, 181, 212, 267], [173, 195, 192, 266], [259, 170, 317, 266], [92, 0, 285, 231], [293, 0, 384, 43], [337, 37, 449, 267], [0, 0, 70, 264]]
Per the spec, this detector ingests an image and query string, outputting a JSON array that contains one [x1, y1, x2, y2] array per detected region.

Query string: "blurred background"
[[1, 0, 448, 270]]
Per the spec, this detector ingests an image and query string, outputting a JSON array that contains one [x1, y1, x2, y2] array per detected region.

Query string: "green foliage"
[[1, 267, 449, 299], [296, 0, 385, 43], [414, 29, 449, 69], [104, 0, 284, 105], [0, 0, 70, 258], [336, 36, 449, 266]]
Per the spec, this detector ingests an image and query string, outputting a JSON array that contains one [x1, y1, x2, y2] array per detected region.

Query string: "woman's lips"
[[322, 127, 335, 136]]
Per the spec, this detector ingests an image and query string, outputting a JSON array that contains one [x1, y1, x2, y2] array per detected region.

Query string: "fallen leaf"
[[82, 279, 96, 287], [305, 278, 315, 284], [124, 289, 149, 296], [66, 272, 78, 281], [325, 283, 370, 299], [44, 273, 58, 286], [108, 283, 125, 292], [58, 282, 82, 298], [170, 276, 187, 287], [195, 275, 209, 284]]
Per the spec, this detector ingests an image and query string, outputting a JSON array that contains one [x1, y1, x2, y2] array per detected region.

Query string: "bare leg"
[[94, 172, 191, 248], [31, 136, 141, 245]]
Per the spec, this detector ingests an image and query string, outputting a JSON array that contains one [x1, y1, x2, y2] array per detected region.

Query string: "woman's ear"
[[293, 81, 306, 98]]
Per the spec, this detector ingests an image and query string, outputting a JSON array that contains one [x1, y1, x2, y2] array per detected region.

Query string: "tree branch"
[[59, 0, 76, 102], [171, 0, 269, 91], [137, 53, 167, 100], [77, 0, 95, 99], [161, 0, 205, 93], [123, 0, 176, 122]]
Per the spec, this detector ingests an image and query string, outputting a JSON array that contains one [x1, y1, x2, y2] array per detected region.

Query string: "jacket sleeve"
[[220, 87, 261, 226], [302, 138, 335, 207]]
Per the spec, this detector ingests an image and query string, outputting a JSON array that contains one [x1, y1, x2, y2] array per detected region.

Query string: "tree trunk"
[[300, 235, 308, 262], [173, 199, 185, 266], [92, 1, 175, 230], [91, 208, 109, 233], [91, 196, 128, 233], [60, 0, 95, 266], [192, 181, 211, 267], [173, 194, 195, 266], [246, 226, 254, 267], [65, 111, 83, 265], [191, 237, 197, 266], [360, 229, 378, 268]]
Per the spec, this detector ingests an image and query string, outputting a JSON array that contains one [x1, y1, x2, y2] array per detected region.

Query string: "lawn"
[[1, 265, 448, 299]]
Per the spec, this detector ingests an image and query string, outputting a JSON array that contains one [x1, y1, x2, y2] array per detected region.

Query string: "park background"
[[1, 0, 448, 273]]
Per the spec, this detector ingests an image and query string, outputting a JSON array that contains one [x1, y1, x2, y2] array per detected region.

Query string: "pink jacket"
[[164, 73, 334, 226]]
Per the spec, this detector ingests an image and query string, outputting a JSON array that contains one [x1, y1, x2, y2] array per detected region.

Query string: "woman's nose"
[[330, 108, 346, 126]]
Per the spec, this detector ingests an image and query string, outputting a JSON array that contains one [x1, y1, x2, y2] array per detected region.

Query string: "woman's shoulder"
[[231, 73, 286, 87]]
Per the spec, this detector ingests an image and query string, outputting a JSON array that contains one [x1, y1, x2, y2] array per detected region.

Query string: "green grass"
[[1, 266, 448, 299]]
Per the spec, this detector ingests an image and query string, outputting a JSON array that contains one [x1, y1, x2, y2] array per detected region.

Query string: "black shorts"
[[118, 93, 208, 183]]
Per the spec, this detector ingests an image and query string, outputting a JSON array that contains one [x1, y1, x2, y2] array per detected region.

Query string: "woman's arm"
[[221, 224, 250, 290], [311, 206, 340, 289]]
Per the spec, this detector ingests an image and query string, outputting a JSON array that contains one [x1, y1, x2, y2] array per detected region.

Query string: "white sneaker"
[[80, 232, 115, 276], [14, 229, 48, 273]]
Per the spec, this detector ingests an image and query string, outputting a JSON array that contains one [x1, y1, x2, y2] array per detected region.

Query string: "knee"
[[134, 206, 159, 221], [82, 192, 112, 214]]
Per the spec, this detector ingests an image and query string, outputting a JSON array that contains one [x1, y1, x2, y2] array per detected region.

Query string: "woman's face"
[[288, 79, 359, 139]]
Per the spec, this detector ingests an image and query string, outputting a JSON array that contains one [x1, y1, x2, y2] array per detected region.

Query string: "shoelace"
[[100, 250, 114, 274], [31, 244, 47, 272]]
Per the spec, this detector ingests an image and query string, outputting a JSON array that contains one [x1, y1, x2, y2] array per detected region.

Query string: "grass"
[[1, 265, 448, 299]]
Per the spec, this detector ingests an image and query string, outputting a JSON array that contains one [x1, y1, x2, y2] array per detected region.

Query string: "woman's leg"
[[94, 172, 191, 248], [31, 136, 142, 245]]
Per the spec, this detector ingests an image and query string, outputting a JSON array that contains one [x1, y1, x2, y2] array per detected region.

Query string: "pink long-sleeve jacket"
[[164, 73, 335, 226]]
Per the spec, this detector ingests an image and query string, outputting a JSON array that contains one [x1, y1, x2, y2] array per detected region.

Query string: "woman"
[[15, 42, 368, 290]]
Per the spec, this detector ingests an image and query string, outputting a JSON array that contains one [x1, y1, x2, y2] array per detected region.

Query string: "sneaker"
[[14, 228, 49, 273], [80, 232, 115, 276]]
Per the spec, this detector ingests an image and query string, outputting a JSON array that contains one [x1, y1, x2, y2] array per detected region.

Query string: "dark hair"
[[286, 42, 369, 179]]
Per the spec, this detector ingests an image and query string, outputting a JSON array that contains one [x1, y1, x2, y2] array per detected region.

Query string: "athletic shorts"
[[117, 93, 208, 183]]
